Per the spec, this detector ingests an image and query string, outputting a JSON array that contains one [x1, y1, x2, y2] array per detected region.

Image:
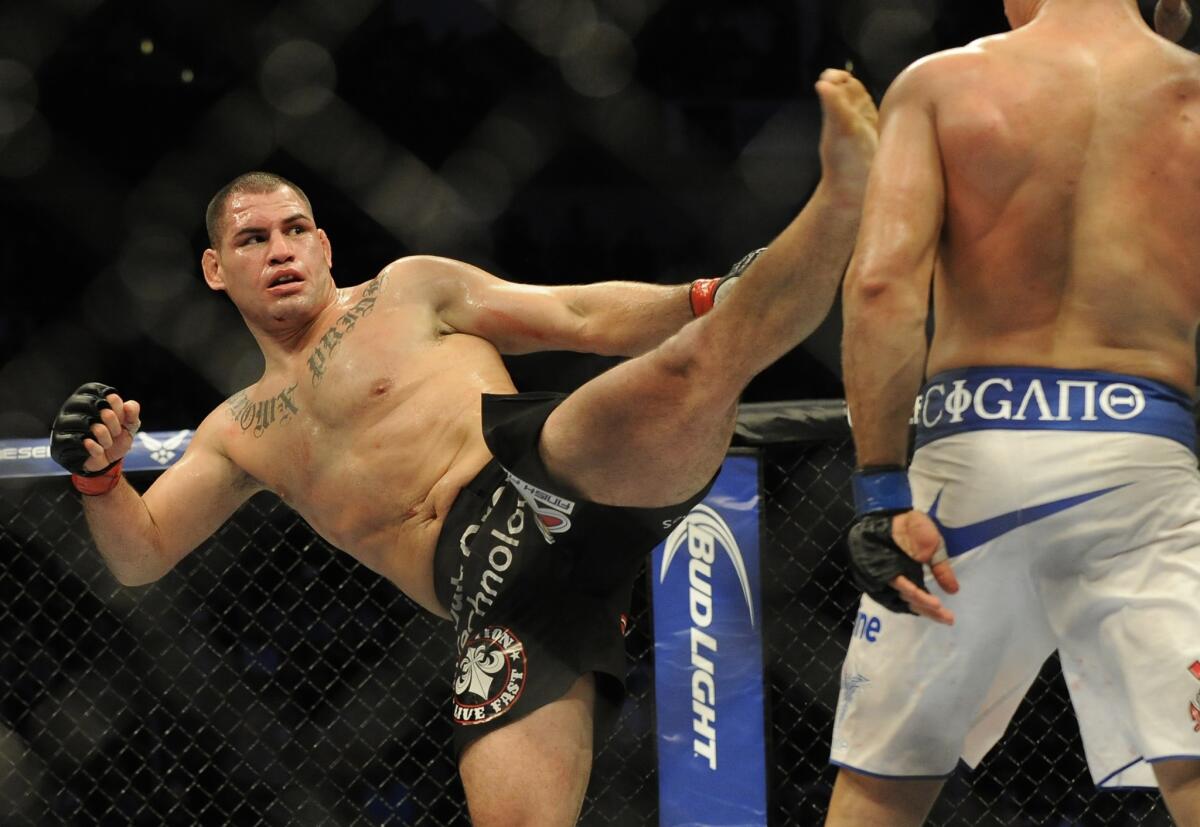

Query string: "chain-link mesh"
[[0, 408, 1179, 825], [0, 476, 659, 825], [758, 426, 1171, 827]]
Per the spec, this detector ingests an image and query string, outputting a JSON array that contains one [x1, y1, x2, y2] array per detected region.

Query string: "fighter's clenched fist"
[[50, 383, 141, 494]]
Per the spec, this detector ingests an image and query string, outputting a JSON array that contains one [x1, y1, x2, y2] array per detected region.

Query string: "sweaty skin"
[[842, 0, 1200, 622], [928, 9, 1200, 387], [833, 3, 1200, 825], [90, 233, 701, 617], [72, 71, 881, 827], [204, 255, 525, 617], [78, 71, 879, 624]]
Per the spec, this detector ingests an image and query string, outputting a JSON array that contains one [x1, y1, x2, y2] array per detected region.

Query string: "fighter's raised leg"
[[539, 70, 878, 508]]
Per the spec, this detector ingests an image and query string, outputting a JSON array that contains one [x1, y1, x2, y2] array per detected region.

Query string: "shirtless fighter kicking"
[[831, 1, 1200, 825], [49, 70, 876, 825]]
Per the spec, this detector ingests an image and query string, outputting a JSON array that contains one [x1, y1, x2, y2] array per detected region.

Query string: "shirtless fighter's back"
[[831, 1, 1200, 825], [51, 71, 878, 826], [925, 2, 1200, 387]]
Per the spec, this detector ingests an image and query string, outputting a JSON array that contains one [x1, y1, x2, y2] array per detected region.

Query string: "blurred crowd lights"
[[0, 57, 48, 179], [1, 0, 963, 440]]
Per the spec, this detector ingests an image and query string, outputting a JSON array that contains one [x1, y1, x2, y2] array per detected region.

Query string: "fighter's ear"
[[202, 248, 225, 292], [319, 228, 332, 270]]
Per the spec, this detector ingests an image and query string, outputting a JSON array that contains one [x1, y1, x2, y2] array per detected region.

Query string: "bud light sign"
[[652, 454, 766, 826]]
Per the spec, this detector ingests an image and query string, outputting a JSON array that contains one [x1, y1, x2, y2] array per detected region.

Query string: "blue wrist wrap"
[[851, 468, 912, 516]]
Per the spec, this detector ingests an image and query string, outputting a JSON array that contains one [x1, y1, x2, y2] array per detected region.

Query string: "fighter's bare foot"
[[815, 69, 879, 204]]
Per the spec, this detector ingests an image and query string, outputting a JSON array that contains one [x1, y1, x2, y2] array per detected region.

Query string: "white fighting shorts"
[[831, 367, 1200, 789]]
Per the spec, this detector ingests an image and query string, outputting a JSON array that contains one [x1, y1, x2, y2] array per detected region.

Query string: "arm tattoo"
[[227, 383, 300, 438], [307, 273, 389, 386]]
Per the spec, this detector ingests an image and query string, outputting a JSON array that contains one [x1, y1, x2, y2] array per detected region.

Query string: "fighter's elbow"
[[106, 549, 173, 587], [844, 268, 901, 308], [843, 268, 925, 324], [110, 569, 158, 588], [844, 271, 890, 305], [110, 561, 170, 587]]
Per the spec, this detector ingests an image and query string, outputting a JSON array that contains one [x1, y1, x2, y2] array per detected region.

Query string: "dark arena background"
[[0, 1, 1186, 825]]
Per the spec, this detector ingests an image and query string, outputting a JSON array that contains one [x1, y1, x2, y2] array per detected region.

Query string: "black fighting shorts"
[[433, 392, 715, 756]]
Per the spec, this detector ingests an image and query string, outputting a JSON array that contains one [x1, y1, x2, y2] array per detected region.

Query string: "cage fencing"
[[0, 401, 1172, 825]]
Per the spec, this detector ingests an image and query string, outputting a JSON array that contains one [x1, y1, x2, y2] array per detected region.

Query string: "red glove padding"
[[689, 247, 767, 316], [690, 278, 723, 316], [72, 460, 124, 496]]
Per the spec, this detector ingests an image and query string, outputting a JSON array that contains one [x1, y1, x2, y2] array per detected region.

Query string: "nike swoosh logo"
[[928, 483, 1131, 558]]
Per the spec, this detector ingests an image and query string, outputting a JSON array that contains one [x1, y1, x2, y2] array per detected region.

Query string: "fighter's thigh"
[[832, 543, 1054, 775], [459, 673, 596, 827], [1043, 461, 1200, 773], [538, 353, 738, 508]]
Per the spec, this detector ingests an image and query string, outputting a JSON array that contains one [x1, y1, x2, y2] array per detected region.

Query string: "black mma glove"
[[50, 382, 121, 477], [846, 465, 927, 615]]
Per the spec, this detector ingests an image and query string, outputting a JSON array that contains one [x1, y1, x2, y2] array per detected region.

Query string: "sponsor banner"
[[0, 430, 193, 479], [653, 454, 766, 827]]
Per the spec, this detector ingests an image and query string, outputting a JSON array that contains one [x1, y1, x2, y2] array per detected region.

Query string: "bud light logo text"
[[652, 455, 767, 826]]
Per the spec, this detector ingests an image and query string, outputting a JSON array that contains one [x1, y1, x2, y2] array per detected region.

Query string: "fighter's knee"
[[467, 810, 545, 827], [467, 792, 584, 827], [655, 321, 742, 389]]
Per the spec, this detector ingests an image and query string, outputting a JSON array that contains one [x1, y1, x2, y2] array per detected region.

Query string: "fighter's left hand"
[[887, 509, 958, 624], [847, 506, 957, 624]]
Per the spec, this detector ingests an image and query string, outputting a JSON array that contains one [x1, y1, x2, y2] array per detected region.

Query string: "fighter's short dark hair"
[[205, 171, 313, 248]]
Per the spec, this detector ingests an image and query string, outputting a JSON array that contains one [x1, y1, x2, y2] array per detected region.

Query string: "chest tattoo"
[[307, 274, 389, 386], [227, 383, 300, 438]]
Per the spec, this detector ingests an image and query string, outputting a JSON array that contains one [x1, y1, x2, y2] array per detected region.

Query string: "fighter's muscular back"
[[193, 260, 516, 617], [918, 11, 1200, 393]]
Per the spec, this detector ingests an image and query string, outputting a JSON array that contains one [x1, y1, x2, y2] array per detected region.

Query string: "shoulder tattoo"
[[227, 383, 300, 438]]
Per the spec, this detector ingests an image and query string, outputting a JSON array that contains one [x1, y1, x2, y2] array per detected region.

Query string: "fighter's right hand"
[[51, 383, 141, 476], [846, 466, 958, 624]]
